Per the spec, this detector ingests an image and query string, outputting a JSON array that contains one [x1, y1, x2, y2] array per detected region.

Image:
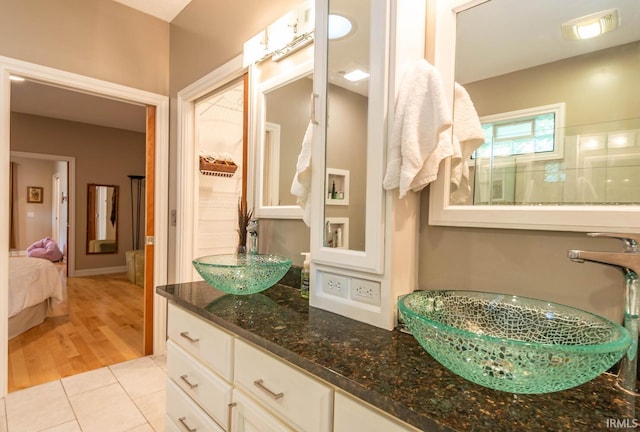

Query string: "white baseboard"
[[74, 266, 127, 277], [9, 250, 26, 257]]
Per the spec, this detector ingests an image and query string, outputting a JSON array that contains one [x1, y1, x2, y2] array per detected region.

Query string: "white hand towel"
[[290, 121, 314, 226], [449, 83, 485, 203], [383, 59, 453, 198]]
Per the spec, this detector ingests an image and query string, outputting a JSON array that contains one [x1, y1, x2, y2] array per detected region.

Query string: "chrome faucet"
[[247, 218, 259, 254], [568, 232, 640, 395]]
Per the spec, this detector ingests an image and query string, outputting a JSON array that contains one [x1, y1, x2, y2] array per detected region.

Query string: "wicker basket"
[[199, 156, 238, 175]]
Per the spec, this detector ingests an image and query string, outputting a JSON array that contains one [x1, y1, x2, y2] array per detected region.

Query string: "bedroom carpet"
[[1, 355, 166, 432], [8, 272, 144, 392]]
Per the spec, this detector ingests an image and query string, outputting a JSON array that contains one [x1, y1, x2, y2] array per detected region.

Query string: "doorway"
[[10, 152, 73, 270], [0, 57, 169, 397]]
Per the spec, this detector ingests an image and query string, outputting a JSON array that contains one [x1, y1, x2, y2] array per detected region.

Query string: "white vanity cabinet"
[[166, 303, 235, 430], [166, 302, 419, 432], [166, 303, 322, 432]]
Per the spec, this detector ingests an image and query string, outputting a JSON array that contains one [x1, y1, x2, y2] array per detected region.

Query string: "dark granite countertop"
[[157, 281, 640, 432]]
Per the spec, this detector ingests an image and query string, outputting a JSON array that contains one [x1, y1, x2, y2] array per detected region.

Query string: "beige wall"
[[11, 113, 146, 271], [0, 0, 169, 95], [464, 41, 640, 128], [419, 191, 627, 323], [10, 157, 57, 250], [325, 84, 368, 251], [265, 76, 311, 207]]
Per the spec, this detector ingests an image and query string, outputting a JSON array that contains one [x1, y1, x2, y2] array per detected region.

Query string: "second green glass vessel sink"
[[193, 253, 291, 295], [398, 290, 631, 394]]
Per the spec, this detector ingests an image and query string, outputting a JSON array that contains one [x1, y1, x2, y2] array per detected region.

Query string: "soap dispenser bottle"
[[300, 252, 310, 299]]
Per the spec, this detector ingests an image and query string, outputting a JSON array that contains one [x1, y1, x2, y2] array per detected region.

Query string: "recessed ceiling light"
[[343, 69, 369, 82], [9, 75, 25, 82], [328, 14, 353, 40], [561, 9, 619, 41]]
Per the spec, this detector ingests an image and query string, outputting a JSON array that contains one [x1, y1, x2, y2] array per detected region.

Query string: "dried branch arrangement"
[[237, 199, 254, 249]]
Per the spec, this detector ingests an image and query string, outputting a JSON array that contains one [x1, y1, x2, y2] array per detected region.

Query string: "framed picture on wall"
[[27, 186, 43, 203]]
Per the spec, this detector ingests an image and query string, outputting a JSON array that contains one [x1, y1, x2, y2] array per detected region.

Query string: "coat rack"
[[129, 175, 145, 250]]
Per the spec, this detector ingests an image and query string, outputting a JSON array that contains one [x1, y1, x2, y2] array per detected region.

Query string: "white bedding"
[[8, 257, 65, 318]]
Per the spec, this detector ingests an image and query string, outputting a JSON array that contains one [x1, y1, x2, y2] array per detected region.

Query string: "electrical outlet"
[[322, 273, 349, 298], [350, 278, 381, 306]]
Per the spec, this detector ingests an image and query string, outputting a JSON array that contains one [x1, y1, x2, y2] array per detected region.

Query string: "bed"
[[8, 257, 66, 339]]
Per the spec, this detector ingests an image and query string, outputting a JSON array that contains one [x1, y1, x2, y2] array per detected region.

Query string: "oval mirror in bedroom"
[[86, 183, 119, 254]]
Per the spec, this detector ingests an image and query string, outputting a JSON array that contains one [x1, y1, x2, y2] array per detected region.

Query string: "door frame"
[[175, 54, 254, 281], [0, 55, 170, 397]]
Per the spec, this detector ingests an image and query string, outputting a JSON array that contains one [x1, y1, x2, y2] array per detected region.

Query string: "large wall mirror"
[[86, 183, 118, 254], [255, 60, 312, 219], [430, 0, 640, 232], [323, 0, 370, 253], [311, 0, 386, 273]]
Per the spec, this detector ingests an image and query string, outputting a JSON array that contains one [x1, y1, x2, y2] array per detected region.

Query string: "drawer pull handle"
[[254, 379, 284, 399], [227, 402, 237, 431], [180, 331, 199, 343], [180, 374, 198, 389], [178, 416, 197, 432]]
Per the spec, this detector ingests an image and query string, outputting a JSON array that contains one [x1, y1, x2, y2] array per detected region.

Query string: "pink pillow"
[[27, 237, 63, 262]]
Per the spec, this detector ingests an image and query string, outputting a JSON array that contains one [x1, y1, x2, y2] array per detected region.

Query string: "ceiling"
[[112, 0, 192, 22], [11, 80, 147, 133]]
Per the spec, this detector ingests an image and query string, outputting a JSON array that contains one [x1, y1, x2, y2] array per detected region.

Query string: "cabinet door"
[[230, 389, 293, 432], [334, 392, 419, 432]]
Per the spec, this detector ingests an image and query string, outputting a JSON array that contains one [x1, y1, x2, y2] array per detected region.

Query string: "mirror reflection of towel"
[[450, 83, 485, 203], [291, 121, 314, 226]]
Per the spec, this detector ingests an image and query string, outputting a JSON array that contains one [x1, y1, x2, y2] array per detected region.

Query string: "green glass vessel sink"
[[193, 253, 292, 295], [398, 290, 631, 394]]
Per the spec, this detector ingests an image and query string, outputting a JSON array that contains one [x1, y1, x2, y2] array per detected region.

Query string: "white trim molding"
[[175, 54, 248, 282]]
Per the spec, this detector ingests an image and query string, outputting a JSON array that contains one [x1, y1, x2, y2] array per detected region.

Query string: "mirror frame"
[[86, 183, 118, 255], [428, 0, 640, 234], [310, 0, 387, 273], [254, 59, 313, 219]]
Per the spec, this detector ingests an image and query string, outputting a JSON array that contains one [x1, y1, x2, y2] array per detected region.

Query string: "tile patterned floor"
[[0, 355, 166, 432]]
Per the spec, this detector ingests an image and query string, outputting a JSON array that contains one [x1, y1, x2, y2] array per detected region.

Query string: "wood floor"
[[7, 272, 144, 392]]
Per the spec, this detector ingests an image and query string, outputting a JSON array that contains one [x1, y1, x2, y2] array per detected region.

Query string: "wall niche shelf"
[[325, 217, 349, 249], [326, 168, 349, 205]]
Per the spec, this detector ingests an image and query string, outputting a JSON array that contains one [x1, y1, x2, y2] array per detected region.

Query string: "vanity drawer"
[[167, 340, 233, 427], [166, 378, 225, 432], [234, 339, 333, 432], [168, 302, 234, 381]]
